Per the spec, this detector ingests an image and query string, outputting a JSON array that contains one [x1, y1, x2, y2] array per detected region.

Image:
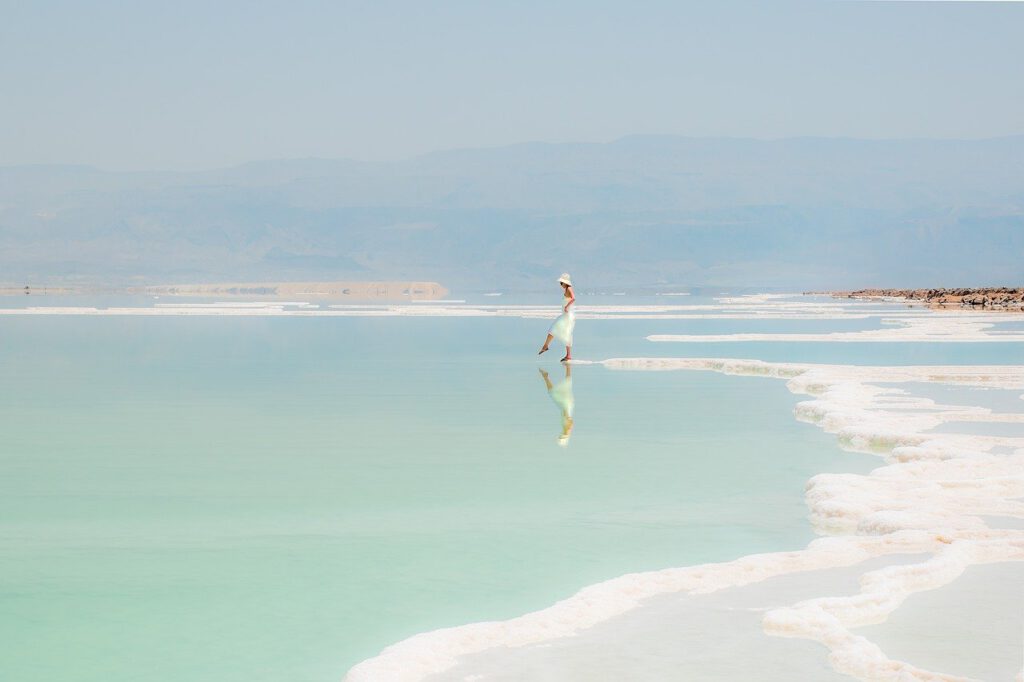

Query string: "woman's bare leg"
[[560, 345, 572, 362], [538, 334, 553, 354]]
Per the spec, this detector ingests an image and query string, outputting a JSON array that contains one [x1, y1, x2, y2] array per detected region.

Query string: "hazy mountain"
[[2, 136, 1022, 289]]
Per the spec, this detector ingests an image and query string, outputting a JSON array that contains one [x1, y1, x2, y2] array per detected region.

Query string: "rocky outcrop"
[[826, 288, 1024, 311]]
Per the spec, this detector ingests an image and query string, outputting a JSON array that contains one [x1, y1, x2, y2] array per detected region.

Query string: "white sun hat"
[[558, 273, 572, 286]]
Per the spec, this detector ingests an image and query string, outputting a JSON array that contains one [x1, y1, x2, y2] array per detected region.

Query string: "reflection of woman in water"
[[538, 273, 575, 362], [539, 365, 575, 446]]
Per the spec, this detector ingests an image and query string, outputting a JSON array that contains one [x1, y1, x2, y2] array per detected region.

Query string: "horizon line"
[[3, 131, 1023, 175]]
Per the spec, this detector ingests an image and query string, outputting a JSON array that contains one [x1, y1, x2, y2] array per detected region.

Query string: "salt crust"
[[0, 302, 1003, 325], [649, 315, 1024, 343], [346, 358, 1024, 682]]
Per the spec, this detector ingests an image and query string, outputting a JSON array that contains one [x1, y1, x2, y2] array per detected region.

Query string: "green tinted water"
[[1, 312, 875, 681]]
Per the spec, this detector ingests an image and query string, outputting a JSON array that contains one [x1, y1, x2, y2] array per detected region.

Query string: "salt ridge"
[[0, 302, 986, 324], [345, 358, 1024, 682], [649, 315, 1024, 343]]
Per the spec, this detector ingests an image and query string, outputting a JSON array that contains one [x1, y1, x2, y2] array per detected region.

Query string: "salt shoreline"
[[345, 357, 1024, 682]]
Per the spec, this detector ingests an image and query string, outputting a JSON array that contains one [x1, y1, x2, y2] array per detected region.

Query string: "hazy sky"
[[2, 0, 1022, 170]]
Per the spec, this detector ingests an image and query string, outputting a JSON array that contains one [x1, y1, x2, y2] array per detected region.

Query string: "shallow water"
[[1, 294, 1021, 681], [854, 561, 1024, 681], [0, 304, 871, 681], [426, 554, 926, 682]]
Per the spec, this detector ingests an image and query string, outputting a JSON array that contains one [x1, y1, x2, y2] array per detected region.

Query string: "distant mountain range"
[[2, 135, 1022, 289]]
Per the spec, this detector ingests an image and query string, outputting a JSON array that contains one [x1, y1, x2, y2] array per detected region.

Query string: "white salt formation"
[[347, 358, 1024, 682]]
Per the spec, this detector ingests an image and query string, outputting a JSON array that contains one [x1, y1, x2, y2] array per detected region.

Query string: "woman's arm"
[[564, 286, 575, 312]]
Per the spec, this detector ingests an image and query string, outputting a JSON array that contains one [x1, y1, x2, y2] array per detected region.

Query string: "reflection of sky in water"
[[0, 310, 880, 681], [1, 295, 1021, 682], [927, 421, 1024, 437], [575, 317, 1024, 366], [878, 382, 1024, 414], [988, 319, 1024, 333]]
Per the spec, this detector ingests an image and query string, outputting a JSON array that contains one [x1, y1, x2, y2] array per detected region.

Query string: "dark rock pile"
[[829, 288, 1024, 310]]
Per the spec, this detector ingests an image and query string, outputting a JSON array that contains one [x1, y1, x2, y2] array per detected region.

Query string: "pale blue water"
[[929, 422, 1024, 437], [0, 297, 1018, 681], [884, 382, 1024, 413], [990, 320, 1024, 332]]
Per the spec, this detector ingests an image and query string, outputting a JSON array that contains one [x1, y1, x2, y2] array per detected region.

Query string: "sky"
[[1, 0, 1022, 171]]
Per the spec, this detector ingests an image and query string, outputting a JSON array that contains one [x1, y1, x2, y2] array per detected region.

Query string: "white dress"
[[548, 297, 575, 345], [547, 375, 575, 419], [547, 374, 575, 447]]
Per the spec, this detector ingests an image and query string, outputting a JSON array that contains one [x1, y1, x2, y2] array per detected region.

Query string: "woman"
[[538, 273, 575, 362]]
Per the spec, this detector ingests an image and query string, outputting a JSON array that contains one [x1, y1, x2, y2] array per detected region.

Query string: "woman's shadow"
[[539, 365, 575, 447]]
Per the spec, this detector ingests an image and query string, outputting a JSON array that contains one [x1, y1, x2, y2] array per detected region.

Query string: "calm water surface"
[[0, 298, 1015, 681]]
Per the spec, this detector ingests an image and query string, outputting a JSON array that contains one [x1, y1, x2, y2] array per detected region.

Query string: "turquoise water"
[[0, 300, 1014, 681]]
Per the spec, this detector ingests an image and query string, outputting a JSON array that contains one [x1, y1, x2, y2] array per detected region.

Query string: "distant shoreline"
[[822, 287, 1024, 312], [0, 285, 78, 296], [0, 280, 449, 301]]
